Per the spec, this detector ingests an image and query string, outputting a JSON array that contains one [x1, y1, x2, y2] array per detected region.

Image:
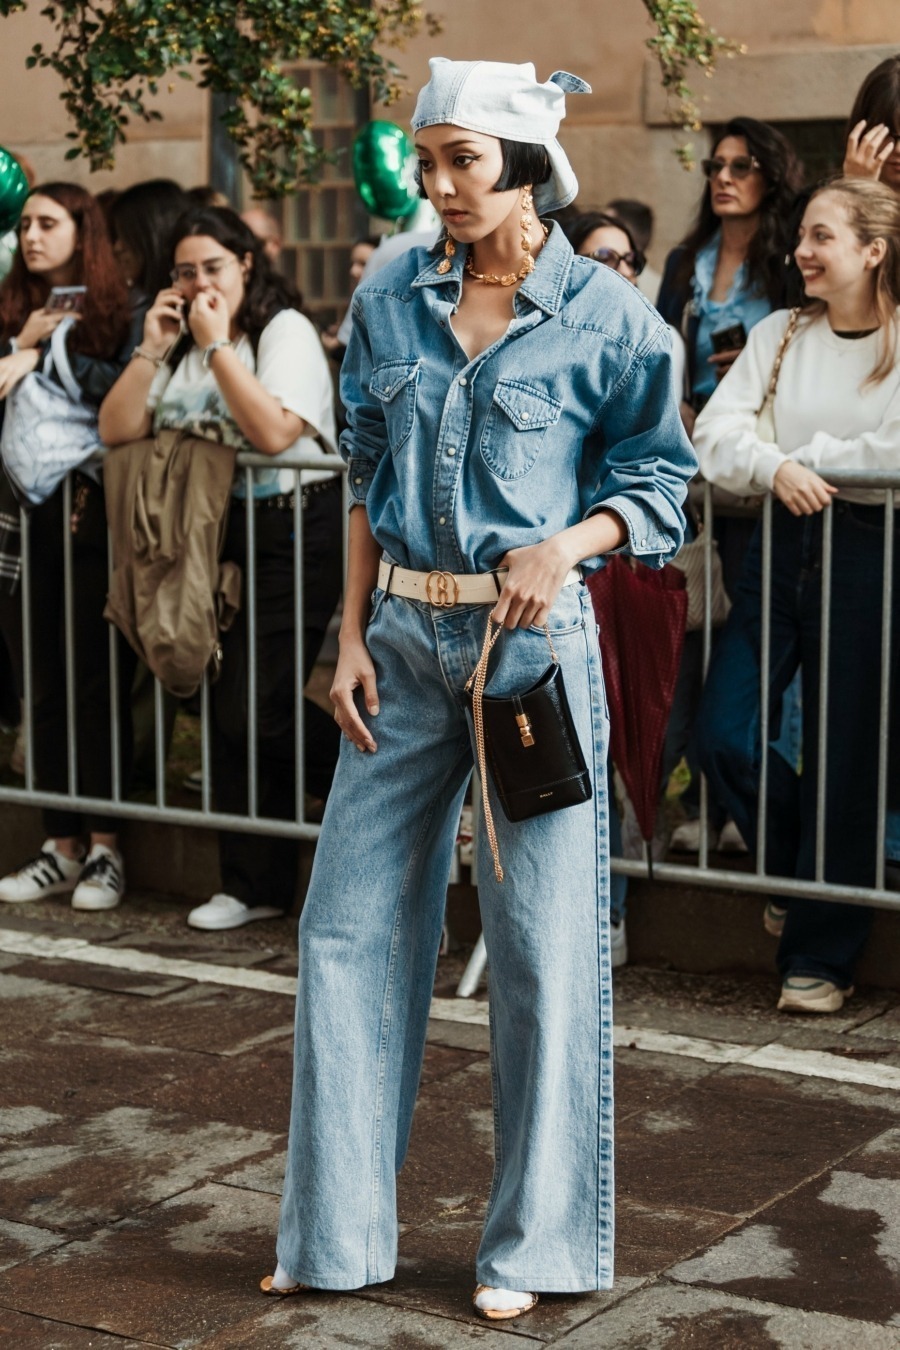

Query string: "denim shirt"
[[340, 222, 696, 575], [691, 231, 772, 403]]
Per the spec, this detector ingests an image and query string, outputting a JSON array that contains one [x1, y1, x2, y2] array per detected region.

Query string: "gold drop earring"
[[437, 234, 456, 275], [519, 187, 536, 277]]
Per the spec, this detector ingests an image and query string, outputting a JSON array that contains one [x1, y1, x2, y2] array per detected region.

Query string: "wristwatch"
[[202, 339, 234, 370]]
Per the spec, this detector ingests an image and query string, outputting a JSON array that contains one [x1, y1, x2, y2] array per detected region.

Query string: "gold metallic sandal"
[[472, 1284, 539, 1320], [259, 1274, 309, 1297]]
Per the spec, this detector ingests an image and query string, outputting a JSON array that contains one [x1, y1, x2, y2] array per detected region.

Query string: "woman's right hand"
[[773, 461, 838, 516], [843, 120, 895, 180], [16, 308, 65, 349], [330, 633, 379, 752], [142, 287, 186, 358], [0, 348, 40, 398]]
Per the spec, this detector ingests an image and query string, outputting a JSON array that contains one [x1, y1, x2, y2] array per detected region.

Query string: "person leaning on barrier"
[[694, 177, 900, 1016], [0, 183, 139, 911], [98, 206, 341, 933]]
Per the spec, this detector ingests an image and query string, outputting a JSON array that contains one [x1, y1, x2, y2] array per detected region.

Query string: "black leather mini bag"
[[466, 616, 592, 881]]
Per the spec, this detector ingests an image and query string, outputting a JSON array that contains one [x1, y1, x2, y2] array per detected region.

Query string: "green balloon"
[[0, 147, 29, 235], [352, 121, 419, 221]]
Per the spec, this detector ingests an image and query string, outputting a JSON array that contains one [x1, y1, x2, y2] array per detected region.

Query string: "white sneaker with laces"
[[0, 840, 83, 903], [71, 844, 125, 911], [611, 919, 628, 969], [187, 892, 283, 931]]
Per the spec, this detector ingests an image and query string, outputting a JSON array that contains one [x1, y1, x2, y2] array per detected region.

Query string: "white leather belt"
[[377, 560, 581, 608]]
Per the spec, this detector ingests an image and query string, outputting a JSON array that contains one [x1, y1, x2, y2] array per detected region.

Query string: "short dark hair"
[[565, 211, 640, 258], [416, 138, 552, 199], [109, 178, 191, 297], [605, 198, 654, 253]]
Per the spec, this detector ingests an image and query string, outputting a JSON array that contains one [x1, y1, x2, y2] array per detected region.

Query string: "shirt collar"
[[410, 220, 573, 315]]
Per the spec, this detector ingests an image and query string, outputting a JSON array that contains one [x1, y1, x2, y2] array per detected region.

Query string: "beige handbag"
[[668, 530, 731, 631]]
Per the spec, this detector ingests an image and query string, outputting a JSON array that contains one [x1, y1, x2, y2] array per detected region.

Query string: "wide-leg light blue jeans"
[[276, 581, 614, 1294]]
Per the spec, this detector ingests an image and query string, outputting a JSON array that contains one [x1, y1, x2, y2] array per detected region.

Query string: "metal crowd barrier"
[[612, 472, 900, 914], [2, 449, 348, 841], [1, 461, 897, 918]]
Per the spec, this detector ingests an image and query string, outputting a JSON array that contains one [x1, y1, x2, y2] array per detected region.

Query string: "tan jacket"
[[103, 430, 241, 697]]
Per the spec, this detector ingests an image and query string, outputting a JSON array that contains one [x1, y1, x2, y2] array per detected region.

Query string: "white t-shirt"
[[148, 307, 337, 494], [693, 308, 900, 506]]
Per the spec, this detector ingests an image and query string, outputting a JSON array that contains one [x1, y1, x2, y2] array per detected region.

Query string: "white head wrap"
[[411, 58, 591, 214]]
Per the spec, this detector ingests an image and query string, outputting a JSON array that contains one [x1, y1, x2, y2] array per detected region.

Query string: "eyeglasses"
[[590, 247, 646, 277], [701, 156, 762, 181], [169, 257, 239, 285]]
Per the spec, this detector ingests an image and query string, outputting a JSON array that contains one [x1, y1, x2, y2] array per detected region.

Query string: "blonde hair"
[[804, 176, 900, 385]]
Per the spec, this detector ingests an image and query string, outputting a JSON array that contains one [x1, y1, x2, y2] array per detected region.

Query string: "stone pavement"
[[1, 893, 899, 1348]]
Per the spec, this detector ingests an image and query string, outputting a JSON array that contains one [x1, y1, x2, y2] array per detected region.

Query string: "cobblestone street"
[[1, 895, 899, 1347]]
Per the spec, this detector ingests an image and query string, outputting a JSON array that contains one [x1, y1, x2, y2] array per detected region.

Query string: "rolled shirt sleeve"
[[339, 300, 389, 509], [583, 320, 698, 569]]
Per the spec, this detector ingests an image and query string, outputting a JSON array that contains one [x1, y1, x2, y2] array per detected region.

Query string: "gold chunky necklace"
[[436, 187, 548, 286]]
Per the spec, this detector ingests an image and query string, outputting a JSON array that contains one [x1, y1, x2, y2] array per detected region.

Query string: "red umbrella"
[[587, 557, 688, 856]]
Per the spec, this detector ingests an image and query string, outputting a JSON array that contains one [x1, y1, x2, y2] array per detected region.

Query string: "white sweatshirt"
[[693, 308, 900, 505]]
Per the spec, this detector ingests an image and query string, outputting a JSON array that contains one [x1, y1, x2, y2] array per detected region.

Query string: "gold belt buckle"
[[425, 570, 460, 608]]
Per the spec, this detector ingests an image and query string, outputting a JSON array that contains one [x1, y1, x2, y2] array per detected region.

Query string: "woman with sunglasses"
[[694, 177, 900, 1013], [657, 117, 803, 435], [99, 207, 341, 933]]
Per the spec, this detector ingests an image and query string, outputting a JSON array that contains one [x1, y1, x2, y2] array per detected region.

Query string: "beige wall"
[[0, 7, 209, 191], [0, 1, 898, 266], [375, 1, 900, 266]]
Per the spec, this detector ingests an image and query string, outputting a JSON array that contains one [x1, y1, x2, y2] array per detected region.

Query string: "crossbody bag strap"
[[757, 306, 800, 416], [47, 315, 83, 405], [464, 616, 558, 884]]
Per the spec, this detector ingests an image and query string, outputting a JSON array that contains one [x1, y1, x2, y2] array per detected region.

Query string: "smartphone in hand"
[[46, 285, 87, 315], [710, 322, 747, 354]]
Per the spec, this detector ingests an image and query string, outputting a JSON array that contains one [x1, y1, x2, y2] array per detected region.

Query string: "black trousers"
[[0, 475, 136, 836], [212, 479, 342, 911]]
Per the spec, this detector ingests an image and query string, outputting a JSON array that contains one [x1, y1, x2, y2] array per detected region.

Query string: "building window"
[[278, 64, 370, 330]]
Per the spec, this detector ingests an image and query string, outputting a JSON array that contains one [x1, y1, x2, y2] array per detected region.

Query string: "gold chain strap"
[[759, 306, 800, 412], [465, 617, 558, 884]]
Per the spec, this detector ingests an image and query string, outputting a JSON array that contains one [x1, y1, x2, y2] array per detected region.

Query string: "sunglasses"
[[701, 156, 762, 181], [590, 247, 646, 277]]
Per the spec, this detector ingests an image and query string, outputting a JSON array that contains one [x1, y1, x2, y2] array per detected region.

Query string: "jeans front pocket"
[[480, 378, 562, 481], [370, 358, 420, 456]]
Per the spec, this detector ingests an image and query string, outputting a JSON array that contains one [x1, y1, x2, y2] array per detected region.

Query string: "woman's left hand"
[[0, 348, 40, 399], [188, 290, 231, 350], [492, 537, 573, 630]]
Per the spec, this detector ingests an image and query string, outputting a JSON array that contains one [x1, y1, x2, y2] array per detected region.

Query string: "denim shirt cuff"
[[586, 495, 671, 570], [347, 457, 373, 508]]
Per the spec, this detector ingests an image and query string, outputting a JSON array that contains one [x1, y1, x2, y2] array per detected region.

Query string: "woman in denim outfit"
[[265, 59, 695, 1321]]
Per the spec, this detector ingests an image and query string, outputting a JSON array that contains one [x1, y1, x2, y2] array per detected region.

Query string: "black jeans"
[[698, 501, 899, 988], [212, 479, 342, 911], [0, 475, 136, 836]]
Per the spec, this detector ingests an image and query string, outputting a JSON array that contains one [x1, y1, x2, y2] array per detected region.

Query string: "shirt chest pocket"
[[370, 358, 420, 456], [480, 379, 563, 481]]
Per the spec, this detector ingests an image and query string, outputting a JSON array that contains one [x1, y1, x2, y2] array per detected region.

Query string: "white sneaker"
[[187, 893, 283, 931], [0, 840, 83, 903], [611, 919, 628, 969], [777, 977, 852, 1014], [71, 844, 125, 911], [669, 818, 720, 854], [718, 819, 748, 854]]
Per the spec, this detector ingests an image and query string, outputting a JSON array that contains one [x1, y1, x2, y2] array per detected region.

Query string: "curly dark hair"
[[0, 182, 130, 357], [166, 206, 302, 360], [674, 117, 805, 307]]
